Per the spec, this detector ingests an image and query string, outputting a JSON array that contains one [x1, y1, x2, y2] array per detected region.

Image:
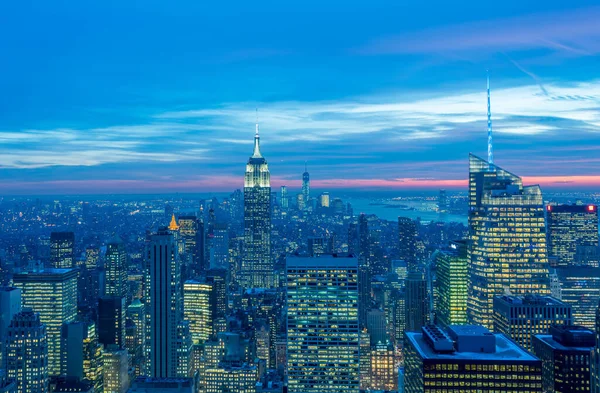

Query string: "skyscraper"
[[126, 299, 146, 377], [397, 217, 417, 272], [178, 215, 205, 275], [405, 271, 428, 332], [468, 154, 550, 328], [5, 309, 48, 393], [61, 321, 103, 393], [0, 287, 21, 366], [145, 228, 185, 378], [547, 204, 599, 267], [103, 346, 129, 393], [13, 268, 78, 376], [50, 231, 75, 269], [358, 214, 371, 327], [183, 279, 212, 344], [555, 266, 600, 329], [435, 240, 468, 327], [280, 185, 288, 210], [242, 122, 272, 289], [105, 236, 127, 298], [302, 162, 310, 209], [592, 300, 600, 393], [404, 325, 543, 393], [98, 296, 126, 349], [533, 325, 595, 393], [493, 295, 572, 351], [286, 255, 360, 393]]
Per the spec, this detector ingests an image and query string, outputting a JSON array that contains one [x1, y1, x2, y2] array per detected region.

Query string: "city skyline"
[[2, 2, 600, 194]]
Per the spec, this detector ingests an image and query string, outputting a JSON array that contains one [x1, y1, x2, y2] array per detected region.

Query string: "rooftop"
[[287, 254, 358, 268], [495, 294, 566, 306], [406, 325, 538, 362]]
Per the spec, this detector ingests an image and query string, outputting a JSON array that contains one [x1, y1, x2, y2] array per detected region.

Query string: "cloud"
[[2, 77, 600, 192], [358, 6, 600, 56]]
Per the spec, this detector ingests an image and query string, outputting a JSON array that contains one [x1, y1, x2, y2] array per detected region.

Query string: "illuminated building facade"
[[203, 365, 257, 393], [468, 154, 550, 329], [556, 267, 600, 329], [85, 247, 100, 269], [593, 300, 600, 393], [50, 231, 75, 269], [286, 255, 360, 393], [493, 295, 572, 351], [533, 325, 595, 393], [319, 192, 330, 208], [435, 240, 468, 328], [61, 321, 104, 393], [13, 268, 78, 376], [404, 325, 543, 393], [178, 215, 205, 275], [5, 309, 48, 393], [103, 346, 129, 393], [145, 228, 185, 378], [547, 204, 599, 267], [280, 186, 288, 210], [126, 299, 145, 376], [242, 123, 272, 289], [302, 163, 310, 209], [105, 236, 127, 298], [369, 342, 397, 391], [183, 279, 212, 343]]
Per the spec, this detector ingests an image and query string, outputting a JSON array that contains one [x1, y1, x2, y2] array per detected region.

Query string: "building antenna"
[[255, 107, 259, 137], [487, 70, 494, 167]]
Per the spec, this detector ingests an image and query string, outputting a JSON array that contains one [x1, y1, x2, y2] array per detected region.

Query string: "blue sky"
[[1, 1, 600, 194]]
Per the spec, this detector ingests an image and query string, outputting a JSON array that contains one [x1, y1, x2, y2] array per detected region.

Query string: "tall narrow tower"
[[242, 121, 273, 289], [487, 71, 494, 166], [302, 162, 310, 209]]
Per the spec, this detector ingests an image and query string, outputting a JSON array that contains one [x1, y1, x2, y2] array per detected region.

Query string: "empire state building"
[[241, 123, 273, 289]]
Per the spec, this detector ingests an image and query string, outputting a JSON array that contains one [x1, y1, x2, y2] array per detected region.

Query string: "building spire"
[[304, 161, 307, 173], [487, 70, 494, 167], [168, 214, 179, 231], [252, 109, 262, 158]]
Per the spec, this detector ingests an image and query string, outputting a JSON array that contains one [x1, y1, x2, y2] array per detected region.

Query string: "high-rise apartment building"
[[13, 268, 78, 376], [404, 325, 543, 393], [126, 299, 146, 377], [533, 325, 595, 393], [547, 204, 599, 267], [145, 228, 185, 378], [398, 217, 417, 272], [286, 255, 360, 393], [468, 154, 550, 328], [5, 309, 48, 393], [50, 232, 75, 269], [435, 240, 468, 327], [493, 295, 572, 351], [241, 123, 272, 289], [105, 236, 127, 298]]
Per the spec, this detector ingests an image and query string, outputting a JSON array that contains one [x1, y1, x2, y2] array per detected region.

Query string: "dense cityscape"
[[0, 107, 599, 393]]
